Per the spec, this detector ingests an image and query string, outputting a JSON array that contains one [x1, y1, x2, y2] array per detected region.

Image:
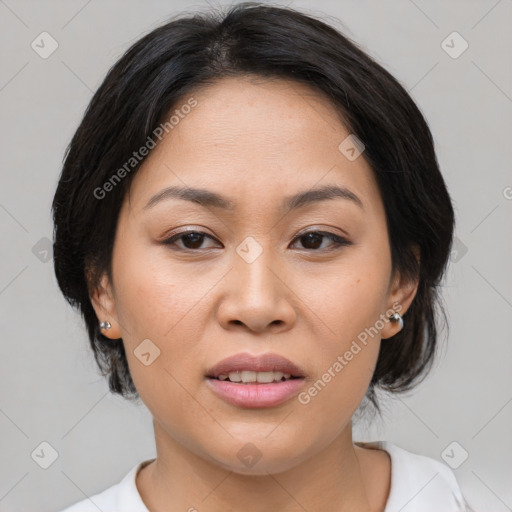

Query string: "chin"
[[214, 454, 303, 477], [203, 437, 306, 476]]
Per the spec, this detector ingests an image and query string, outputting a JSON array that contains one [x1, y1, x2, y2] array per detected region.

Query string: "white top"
[[58, 441, 471, 512]]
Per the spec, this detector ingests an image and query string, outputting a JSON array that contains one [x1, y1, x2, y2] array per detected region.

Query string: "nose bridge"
[[233, 236, 279, 300]]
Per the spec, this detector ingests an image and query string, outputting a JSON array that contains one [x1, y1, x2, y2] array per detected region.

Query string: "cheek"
[[297, 345, 378, 443], [298, 274, 384, 421], [302, 262, 390, 348], [112, 242, 207, 339], [295, 257, 389, 409], [110, 243, 212, 395]]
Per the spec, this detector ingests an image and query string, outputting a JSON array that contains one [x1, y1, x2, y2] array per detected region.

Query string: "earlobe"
[[381, 310, 405, 340], [89, 273, 122, 339], [382, 248, 420, 340]]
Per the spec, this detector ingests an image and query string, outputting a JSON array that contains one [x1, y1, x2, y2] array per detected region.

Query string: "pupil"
[[183, 233, 203, 249], [302, 233, 322, 249]]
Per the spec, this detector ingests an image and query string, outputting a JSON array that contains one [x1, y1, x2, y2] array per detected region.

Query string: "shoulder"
[[57, 480, 120, 512], [57, 460, 153, 512], [356, 440, 470, 512]]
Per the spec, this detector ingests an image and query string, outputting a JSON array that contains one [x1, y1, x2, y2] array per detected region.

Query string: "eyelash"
[[161, 229, 353, 252]]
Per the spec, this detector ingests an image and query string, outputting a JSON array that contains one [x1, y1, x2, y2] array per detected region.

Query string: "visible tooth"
[[256, 371, 275, 383], [240, 370, 257, 383], [221, 370, 295, 383], [228, 371, 242, 382]]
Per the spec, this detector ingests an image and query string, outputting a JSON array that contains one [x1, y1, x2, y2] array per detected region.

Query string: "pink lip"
[[206, 378, 305, 408], [206, 352, 306, 378]]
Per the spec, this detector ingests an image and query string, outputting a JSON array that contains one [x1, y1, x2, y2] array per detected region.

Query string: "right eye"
[[162, 230, 222, 251]]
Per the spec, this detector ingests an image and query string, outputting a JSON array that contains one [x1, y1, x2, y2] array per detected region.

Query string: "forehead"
[[175, 75, 347, 149], [126, 76, 380, 214]]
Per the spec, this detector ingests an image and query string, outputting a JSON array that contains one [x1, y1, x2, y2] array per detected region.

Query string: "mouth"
[[207, 371, 303, 384], [205, 352, 306, 408], [205, 351, 306, 381]]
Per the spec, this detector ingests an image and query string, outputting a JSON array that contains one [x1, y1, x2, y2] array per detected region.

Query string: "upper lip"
[[206, 352, 306, 378]]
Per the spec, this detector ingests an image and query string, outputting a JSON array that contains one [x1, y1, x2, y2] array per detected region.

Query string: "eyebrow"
[[143, 184, 364, 213]]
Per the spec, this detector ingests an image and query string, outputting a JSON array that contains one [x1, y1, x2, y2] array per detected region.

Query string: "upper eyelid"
[[164, 228, 349, 247], [166, 227, 346, 239], [166, 224, 348, 237]]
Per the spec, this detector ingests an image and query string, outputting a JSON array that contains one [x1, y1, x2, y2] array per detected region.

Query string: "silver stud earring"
[[99, 321, 111, 331], [388, 312, 404, 331]]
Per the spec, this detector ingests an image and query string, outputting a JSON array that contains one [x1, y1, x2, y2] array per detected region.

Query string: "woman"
[[53, 2, 471, 510]]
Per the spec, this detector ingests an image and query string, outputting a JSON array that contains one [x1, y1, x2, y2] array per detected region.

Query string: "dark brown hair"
[[52, 1, 455, 414]]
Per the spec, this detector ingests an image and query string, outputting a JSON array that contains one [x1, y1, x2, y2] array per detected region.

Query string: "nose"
[[216, 245, 297, 334]]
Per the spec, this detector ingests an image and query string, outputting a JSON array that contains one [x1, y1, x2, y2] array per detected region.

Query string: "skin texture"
[[90, 76, 419, 512]]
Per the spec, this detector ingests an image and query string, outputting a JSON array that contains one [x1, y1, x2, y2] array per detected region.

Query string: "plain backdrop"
[[0, 1, 511, 511]]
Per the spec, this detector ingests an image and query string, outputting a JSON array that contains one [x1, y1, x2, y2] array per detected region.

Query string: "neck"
[[136, 419, 389, 512]]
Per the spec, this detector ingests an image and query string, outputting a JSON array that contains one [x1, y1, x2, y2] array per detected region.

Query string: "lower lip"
[[206, 377, 305, 408]]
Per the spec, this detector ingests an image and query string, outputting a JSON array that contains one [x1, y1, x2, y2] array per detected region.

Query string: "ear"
[[381, 245, 420, 340], [89, 272, 122, 339]]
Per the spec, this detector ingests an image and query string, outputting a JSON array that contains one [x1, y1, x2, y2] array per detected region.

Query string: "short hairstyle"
[[52, 1, 455, 414]]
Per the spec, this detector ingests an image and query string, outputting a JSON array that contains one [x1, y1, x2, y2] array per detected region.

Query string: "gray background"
[[0, 1, 511, 511]]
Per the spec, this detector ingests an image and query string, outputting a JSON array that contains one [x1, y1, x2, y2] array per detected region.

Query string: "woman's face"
[[91, 76, 417, 474]]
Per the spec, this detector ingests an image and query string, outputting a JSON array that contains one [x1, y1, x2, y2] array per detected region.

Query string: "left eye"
[[291, 231, 352, 251], [162, 230, 351, 251]]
